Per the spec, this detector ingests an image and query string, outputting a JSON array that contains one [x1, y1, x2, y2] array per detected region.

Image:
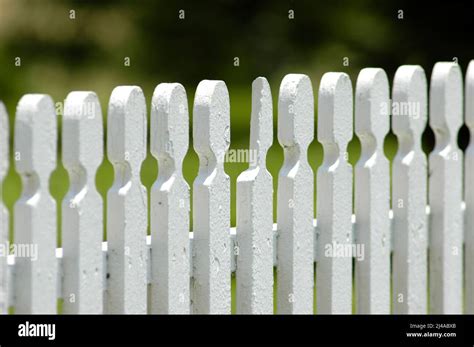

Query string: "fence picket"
[[466, 60, 474, 313], [1, 61, 472, 315], [150, 83, 190, 314], [0, 102, 8, 313], [392, 66, 428, 314], [429, 62, 463, 314], [236, 77, 274, 314], [277, 74, 314, 314], [355, 68, 391, 314], [14, 95, 58, 313], [316, 72, 353, 314], [192, 80, 231, 314], [106, 86, 148, 314], [62, 92, 104, 313]]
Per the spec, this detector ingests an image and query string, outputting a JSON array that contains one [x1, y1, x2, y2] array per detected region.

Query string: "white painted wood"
[[106, 86, 148, 314], [14, 94, 58, 313], [0, 102, 8, 313], [236, 77, 273, 314], [192, 80, 231, 314], [150, 83, 190, 314], [429, 62, 463, 314], [355, 68, 390, 314], [466, 60, 474, 313], [3, 65, 471, 314], [62, 92, 104, 314], [392, 65, 428, 314], [5, 216, 350, 308], [277, 74, 314, 314], [316, 72, 353, 314]]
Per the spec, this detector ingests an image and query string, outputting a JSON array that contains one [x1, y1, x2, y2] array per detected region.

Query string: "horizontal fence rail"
[[0, 61, 473, 314]]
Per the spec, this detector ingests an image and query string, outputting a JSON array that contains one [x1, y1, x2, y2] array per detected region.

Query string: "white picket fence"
[[0, 61, 473, 314]]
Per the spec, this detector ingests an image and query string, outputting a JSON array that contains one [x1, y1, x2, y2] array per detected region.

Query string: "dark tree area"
[[2, 0, 473, 97]]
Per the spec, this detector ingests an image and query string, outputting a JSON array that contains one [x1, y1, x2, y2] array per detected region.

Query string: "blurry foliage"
[[0, 0, 473, 237]]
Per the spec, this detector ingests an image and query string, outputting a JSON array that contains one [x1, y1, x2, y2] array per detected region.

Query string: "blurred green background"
[[0, 0, 473, 244]]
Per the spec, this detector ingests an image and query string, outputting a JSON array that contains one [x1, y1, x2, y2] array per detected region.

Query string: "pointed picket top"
[[466, 60, 474, 313], [62, 92, 104, 176], [62, 91, 104, 313], [151, 83, 189, 173], [150, 83, 190, 314], [14, 94, 57, 313], [391, 65, 428, 314], [249, 77, 273, 168], [355, 68, 390, 146], [193, 80, 231, 165], [0, 102, 8, 313], [317, 73, 353, 146], [192, 80, 231, 314], [392, 66, 428, 139], [15, 95, 57, 181], [430, 62, 463, 147], [277, 74, 314, 314], [107, 86, 148, 171], [316, 72, 353, 314], [236, 77, 273, 314], [429, 62, 463, 314], [355, 68, 391, 314], [278, 74, 314, 150], [106, 86, 148, 314]]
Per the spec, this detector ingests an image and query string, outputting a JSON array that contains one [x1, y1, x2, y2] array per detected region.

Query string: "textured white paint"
[[106, 86, 148, 314], [14, 95, 58, 313], [7, 216, 359, 310], [466, 60, 474, 313], [2, 63, 471, 314], [392, 66, 428, 314], [429, 62, 463, 314], [236, 77, 273, 314], [277, 74, 314, 314], [192, 80, 231, 314], [355, 68, 390, 314], [150, 83, 190, 314], [316, 72, 353, 314], [0, 102, 8, 313], [62, 92, 104, 314]]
